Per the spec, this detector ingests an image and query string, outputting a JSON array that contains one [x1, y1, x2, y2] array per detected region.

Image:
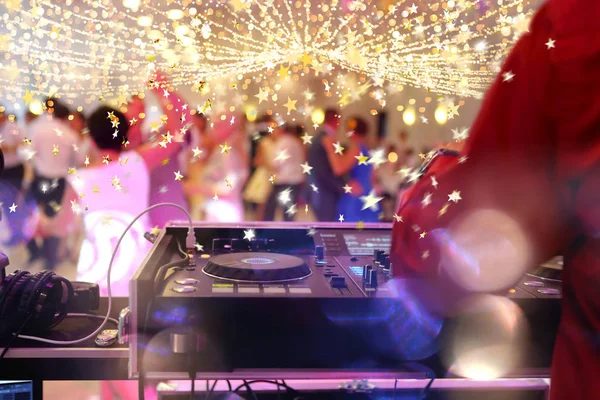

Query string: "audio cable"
[[12, 202, 196, 348]]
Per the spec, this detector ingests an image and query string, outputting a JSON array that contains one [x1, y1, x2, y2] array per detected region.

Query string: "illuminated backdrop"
[[0, 0, 539, 117]]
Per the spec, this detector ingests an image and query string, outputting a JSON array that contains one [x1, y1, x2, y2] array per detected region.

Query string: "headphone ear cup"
[[18, 271, 56, 333], [17, 271, 45, 318], [0, 270, 28, 307], [0, 272, 31, 336]]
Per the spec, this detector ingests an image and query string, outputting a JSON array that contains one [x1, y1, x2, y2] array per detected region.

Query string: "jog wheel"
[[203, 252, 311, 283]]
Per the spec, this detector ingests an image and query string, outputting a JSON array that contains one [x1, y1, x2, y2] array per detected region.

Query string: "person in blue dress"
[[337, 117, 380, 222]]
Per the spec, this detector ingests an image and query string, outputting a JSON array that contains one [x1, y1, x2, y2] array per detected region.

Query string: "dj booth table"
[[0, 297, 553, 399], [0, 222, 561, 399], [0, 297, 130, 381]]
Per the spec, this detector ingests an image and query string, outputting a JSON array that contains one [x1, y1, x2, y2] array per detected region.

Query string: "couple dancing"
[[307, 108, 379, 223]]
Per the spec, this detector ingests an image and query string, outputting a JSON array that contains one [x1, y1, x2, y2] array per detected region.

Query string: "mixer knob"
[[383, 258, 391, 271], [373, 250, 382, 263], [330, 276, 346, 288], [368, 270, 378, 287], [363, 265, 372, 280], [315, 245, 324, 259], [377, 252, 387, 265]]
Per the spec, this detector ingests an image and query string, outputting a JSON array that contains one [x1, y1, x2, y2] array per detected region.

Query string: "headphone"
[[0, 258, 74, 338]]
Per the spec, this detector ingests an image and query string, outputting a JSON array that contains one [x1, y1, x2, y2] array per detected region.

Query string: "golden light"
[[402, 108, 416, 126], [137, 16, 153, 27], [311, 108, 325, 125], [123, 0, 140, 11], [167, 9, 185, 20], [435, 106, 448, 125], [444, 296, 529, 381], [147, 30, 163, 41], [175, 25, 190, 36], [245, 106, 257, 122], [0, 0, 535, 104], [388, 151, 398, 163], [29, 100, 44, 115]]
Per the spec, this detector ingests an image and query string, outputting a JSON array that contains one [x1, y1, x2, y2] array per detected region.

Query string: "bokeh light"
[[435, 106, 448, 125], [402, 108, 416, 126], [443, 295, 529, 380]]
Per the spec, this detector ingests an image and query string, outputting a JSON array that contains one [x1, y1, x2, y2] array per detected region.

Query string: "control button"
[[537, 288, 560, 295], [315, 245, 325, 260], [175, 278, 198, 285], [350, 257, 359, 262], [212, 287, 234, 293], [363, 265, 372, 280], [508, 289, 516, 294], [383, 258, 391, 271], [238, 286, 260, 294], [289, 287, 312, 294], [373, 250, 382, 263], [172, 286, 196, 293], [264, 286, 286, 294], [377, 252, 387, 265], [330, 276, 346, 288], [524, 281, 544, 287], [368, 270, 378, 287]]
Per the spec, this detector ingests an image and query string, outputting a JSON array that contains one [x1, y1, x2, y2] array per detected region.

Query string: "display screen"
[[0, 381, 33, 400], [342, 232, 391, 256], [197, 228, 315, 256]]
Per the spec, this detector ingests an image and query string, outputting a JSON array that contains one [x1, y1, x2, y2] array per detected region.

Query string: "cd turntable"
[[129, 222, 561, 381], [203, 252, 312, 283]]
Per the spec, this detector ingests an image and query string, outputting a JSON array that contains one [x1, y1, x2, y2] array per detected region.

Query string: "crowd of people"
[[0, 77, 423, 293]]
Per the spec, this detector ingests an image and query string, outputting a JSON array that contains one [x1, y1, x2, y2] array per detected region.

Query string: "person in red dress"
[[390, 1, 600, 398]]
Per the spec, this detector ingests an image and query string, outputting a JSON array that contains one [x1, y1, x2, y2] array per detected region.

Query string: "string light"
[[0, 0, 536, 110], [435, 105, 448, 125]]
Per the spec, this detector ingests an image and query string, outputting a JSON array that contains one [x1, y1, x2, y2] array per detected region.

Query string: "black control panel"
[[131, 222, 561, 378], [158, 227, 396, 299]]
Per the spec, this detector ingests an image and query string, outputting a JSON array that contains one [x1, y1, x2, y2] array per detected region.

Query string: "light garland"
[[0, 0, 538, 110]]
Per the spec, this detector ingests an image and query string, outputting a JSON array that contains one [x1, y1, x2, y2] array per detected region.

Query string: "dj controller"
[[129, 222, 561, 380]]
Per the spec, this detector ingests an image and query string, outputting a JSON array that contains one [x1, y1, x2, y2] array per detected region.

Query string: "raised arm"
[[136, 83, 186, 171]]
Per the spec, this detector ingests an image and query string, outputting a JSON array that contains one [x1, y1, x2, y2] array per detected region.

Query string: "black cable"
[[276, 379, 281, 400], [393, 379, 397, 400], [0, 315, 32, 360], [226, 380, 232, 392], [242, 380, 258, 400], [233, 380, 300, 396], [205, 380, 218, 400], [153, 257, 189, 293], [419, 375, 436, 399], [190, 378, 195, 400]]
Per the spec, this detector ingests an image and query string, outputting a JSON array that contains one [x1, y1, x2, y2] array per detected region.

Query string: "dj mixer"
[[129, 222, 561, 380]]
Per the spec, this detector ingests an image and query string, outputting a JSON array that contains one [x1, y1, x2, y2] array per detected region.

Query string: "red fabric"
[[391, 2, 600, 398]]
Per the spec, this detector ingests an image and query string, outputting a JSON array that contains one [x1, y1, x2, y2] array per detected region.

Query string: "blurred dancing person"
[[192, 114, 249, 222], [337, 117, 378, 222], [26, 98, 85, 269], [0, 110, 27, 246], [68, 84, 184, 296], [262, 124, 306, 221], [0, 110, 24, 192], [307, 108, 359, 221]]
